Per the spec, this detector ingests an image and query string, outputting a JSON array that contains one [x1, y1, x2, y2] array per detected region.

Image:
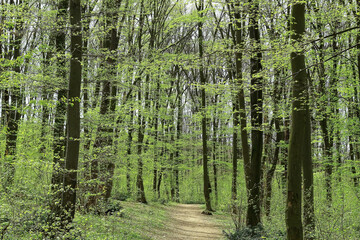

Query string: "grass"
[[0, 199, 170, 240], [74, 201, 169, 240]]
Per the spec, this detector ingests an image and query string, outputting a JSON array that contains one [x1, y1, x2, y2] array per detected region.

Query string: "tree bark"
[[227, 0, 249, 213], [50, 0, 69, 217], [212, 93, 219, 206], [197, 0, 213, 213], [61, 0, 82, 224], [286, 2, 309, 239], [247, 0, 263, 227], [303, 101, 315, 239], [135, 0, 147, 204], [3, 0, 24, 190], [174, 82, 183, 203]]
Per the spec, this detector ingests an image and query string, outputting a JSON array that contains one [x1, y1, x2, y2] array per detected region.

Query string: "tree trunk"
[[315, 17, 333, 203], [197, 0, 213, 213], [349, 135, 359, 186], [50, 0, 68, 217], [212, 94, 219, 206], [135, 0, 147, 204], [126, 106, 134, 195], [153, 81, 160, 195], [231, 75, 239, 213], [303, 101, 315, 239], [264, 117, 282, 217], [231, 0, 251, 192], [174, 83, 183, 203], [61, 0, 82, 224], [286, 2, 308, 239], [88, 0, 121, 208], [247, 0, 263, 227], [3, 0, 24, 191], [135, 84, 147, 203]]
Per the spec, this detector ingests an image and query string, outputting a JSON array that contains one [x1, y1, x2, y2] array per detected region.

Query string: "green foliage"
[[2, 0, 360, 238]]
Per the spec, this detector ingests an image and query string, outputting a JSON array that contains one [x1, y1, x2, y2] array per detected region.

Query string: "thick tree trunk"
[[286, 2, 308, 239], [50, 0, 68, 217], [247, 0, 263, 227], [61, 0, 82, 224]]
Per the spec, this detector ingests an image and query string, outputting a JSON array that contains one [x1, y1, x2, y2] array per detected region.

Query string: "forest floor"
[[153, 204, 228, 240]]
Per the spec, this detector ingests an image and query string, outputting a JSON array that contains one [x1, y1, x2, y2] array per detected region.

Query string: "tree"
[[61, 0, 82, 225], [135, 0, 147, 204], [246, 0, 264, 227], [196, 0, 213, 213], [50, 0, 69, 219], [227, 0, 242, 213], [286, 1, 313, 239], [2, 0, 24, 191], [88, 0, 122, 209]]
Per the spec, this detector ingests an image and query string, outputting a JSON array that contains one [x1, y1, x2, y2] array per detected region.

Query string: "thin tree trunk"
[[135, 83, 147, 203], [88, 0, 121, 207], [315, 19, 333, 203], [303, 100, 315, 239], [174, 85, 183, 203], [212, 94, 219, 206], [349, 135, 359, 186], [229, 0, 251, 193], [153, 81, 161, 195], [264, 116, 282, 217], [231, 70, 239, 212], [81, 0, 93, 209], [3, 0, 24, 191], [126, 106, 134, 194], [197, 0, 213, 213], [135, 0, 147, 204]]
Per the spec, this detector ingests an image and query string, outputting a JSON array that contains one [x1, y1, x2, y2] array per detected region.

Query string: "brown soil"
[[154, 204, 225, 240]]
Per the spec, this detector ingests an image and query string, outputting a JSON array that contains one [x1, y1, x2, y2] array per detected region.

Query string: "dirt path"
[[156, 204, 225, 240]]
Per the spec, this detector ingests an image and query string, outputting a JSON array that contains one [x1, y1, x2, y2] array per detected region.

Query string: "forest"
[[0, 0, 360, 239]]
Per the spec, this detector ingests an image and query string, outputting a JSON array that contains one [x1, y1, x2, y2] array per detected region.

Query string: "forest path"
[[155, 204, 226, 240]]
